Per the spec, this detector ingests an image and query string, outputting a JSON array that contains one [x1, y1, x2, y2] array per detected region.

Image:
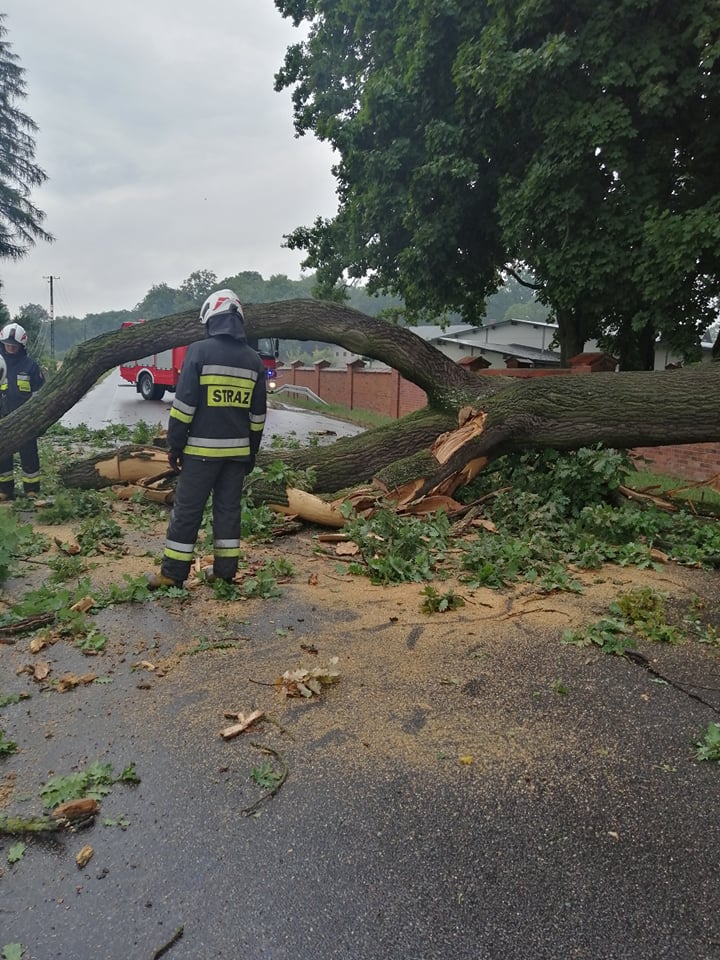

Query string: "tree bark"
[[555, 307, 586, 366], [3, 299, 719, 497]]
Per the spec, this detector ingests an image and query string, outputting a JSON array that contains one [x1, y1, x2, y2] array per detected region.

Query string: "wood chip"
[[220, 709, 265, 740], [70, 596, 94, 614], [335, 541, 360, 556], [75, 844, 94, 868]]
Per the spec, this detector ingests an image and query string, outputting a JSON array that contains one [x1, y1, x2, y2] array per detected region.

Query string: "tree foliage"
[[274, 0, 502, 324], [0, 14, 52, 263], [15, 301, 47, 352], [180, 269, 218, 305], [273, 0, 720, 368], [134, 282, 193, 320], [30, 269, 392, 360], [467, 0, 720, 368]]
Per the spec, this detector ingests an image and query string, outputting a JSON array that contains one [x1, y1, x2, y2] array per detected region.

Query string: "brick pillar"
[[395, 368, 403, 418], [347, 359, 365, 410], [290, 360, 304, 386], [314, 360, 331, 399]]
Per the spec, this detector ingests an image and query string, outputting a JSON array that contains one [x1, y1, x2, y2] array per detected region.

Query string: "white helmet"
[[0, 322, 28, 347], [199, 289, 244, 325], [0, 354, 5, 386]]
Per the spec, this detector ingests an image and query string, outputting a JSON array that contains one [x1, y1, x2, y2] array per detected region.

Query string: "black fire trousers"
[[0, 437, 41, 498], [160, 457, 248, 584]]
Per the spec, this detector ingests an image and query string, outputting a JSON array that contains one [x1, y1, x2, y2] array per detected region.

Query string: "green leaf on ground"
[[7, 842, 26, 865]]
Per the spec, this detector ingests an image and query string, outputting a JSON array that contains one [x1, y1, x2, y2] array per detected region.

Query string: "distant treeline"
[[2, 268, 548, 361]]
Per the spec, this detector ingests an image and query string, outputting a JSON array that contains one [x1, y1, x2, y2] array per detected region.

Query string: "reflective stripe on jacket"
[[0, 349, 44, 414], [166, 334, 267, 461]]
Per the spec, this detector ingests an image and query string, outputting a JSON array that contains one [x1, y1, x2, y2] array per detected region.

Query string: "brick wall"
[[631, 445, 720, 484], [279, 362, 427, 418], [277, 362, 720, 483]]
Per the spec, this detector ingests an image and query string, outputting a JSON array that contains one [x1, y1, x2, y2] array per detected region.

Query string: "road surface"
[[61, 368, 365, 444]]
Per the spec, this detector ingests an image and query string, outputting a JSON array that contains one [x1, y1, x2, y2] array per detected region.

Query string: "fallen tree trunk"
[[5, 299, 720, 497]]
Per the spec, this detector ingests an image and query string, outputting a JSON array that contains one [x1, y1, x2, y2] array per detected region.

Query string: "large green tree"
[[465, 0, 720, 367], [14, 301, 47, 353], [180, 269, 218, 306], [0, 14, 52, 263], [275, 1, 502, 325], [274, 0, 720, 369], [135, 283, 193, 320]]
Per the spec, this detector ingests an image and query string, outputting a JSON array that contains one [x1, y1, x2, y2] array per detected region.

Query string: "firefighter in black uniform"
[[147, 289, 267, 588], [0, 323, 46, 500]]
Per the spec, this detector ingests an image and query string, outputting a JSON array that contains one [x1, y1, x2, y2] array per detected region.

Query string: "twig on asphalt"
[[240, 743, 288, 816], [151, 924, 184, 960]]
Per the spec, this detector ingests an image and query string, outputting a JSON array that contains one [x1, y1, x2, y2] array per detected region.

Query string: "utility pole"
[[43, 275, 60, 359]]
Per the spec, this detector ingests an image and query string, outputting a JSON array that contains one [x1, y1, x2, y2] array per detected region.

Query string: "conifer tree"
[[0, 13, 52, 262]]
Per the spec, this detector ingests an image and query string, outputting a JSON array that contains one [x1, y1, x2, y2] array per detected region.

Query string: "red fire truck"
[[119, 321, 280, 401]]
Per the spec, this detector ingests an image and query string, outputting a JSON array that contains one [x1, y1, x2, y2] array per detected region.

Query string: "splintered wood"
[[80, 409, 494, 528], [269, 488, 346, 528], [432, 408, 487, 464], [95, 448, 169, 482]]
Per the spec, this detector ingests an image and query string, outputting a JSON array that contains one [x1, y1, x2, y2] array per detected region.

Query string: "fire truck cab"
[[119, 321, 280, 400]]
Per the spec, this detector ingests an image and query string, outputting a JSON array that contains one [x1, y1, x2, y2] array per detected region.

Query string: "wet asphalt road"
[[2, 573, 720, 960], [1, 373, 718, 959], [60, 368, 364, 444]]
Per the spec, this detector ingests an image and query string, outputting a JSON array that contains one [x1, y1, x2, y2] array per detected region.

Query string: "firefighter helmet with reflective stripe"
[[0, 322, 28, 347], [199, 289, 244, 325], [0, 354, 6, 386]]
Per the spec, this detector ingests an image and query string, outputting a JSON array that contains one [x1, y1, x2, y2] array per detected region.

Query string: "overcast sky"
[[0, 1, 338, 319]]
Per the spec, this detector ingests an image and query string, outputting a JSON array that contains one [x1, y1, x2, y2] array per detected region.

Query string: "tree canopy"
[[0, 14, 52, 264], [274, 0, 720, 369], [14, 301, 47, 352]]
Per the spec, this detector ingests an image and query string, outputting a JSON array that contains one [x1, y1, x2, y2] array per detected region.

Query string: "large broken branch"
[[4, 301, 720, 500]]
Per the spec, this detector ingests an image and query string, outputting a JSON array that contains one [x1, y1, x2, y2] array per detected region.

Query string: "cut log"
[[60, 445, 169, 488]]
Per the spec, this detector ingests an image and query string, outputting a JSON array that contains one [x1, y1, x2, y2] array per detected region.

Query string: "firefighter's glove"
[[168, 450, 183, 472], [246, 455, 256, 474]]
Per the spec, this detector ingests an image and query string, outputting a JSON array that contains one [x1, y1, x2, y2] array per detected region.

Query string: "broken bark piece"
[[51, 798, 100, 823], [318, 533, 350, 543], [29, 660, 51, 681], [113, 483, 175, 504], [618, 483, 679, 512], [335, 541, 360, 557], [0, 814, 58, 835], [55, 673, 97, 693], [0, 612, 56, 637], [399, 494, 464, 516], [54, 536, 81, 555]]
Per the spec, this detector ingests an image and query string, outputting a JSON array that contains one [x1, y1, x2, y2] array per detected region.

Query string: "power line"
[[43, 275, 60, 359]]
